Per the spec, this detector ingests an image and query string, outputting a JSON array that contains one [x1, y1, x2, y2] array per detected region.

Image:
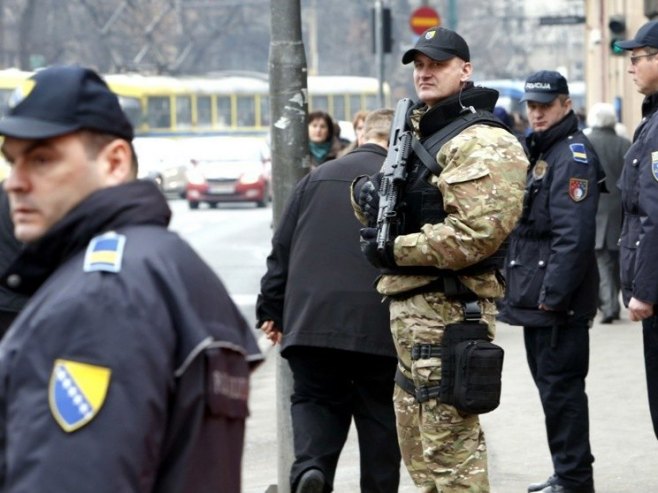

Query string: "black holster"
[[440, 322, 504, 414]]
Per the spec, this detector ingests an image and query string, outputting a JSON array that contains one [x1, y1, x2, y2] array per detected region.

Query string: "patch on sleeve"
[[569, 143, 588, 164], [49, 359, 112, 433], [652, 152, 658, 181], [569, 178, 589, 202], [83, 231, 126, 273]]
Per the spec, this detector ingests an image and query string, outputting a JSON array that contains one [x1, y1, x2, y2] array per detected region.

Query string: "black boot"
[[539, 484, 595, 493], [295, 468, 325, 493]]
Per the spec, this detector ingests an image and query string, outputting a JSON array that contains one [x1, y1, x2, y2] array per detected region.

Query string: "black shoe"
[[529, 475, 557, 492], [295, 468, 325, 493], [538, 484, 595, 493], [600, 316, 614, 324]]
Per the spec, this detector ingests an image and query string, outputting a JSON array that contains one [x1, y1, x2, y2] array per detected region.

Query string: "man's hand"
[[260, 320, 282, 345], [360, 227, 396, 269], [629, 297, 654, 322], [354, 174, 382, 227]]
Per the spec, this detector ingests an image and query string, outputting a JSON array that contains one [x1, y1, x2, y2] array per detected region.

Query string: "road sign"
[[409, 6, 441, 35], [538, 15, 586, 26]]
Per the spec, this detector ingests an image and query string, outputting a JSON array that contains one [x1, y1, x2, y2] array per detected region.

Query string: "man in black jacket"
[[256, 109, 401, 493], [498, 71, 605, 493], [0, 65, 262, 493]]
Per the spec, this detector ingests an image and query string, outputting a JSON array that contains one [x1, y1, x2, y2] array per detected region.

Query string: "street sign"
[[409, 6, 441, 35], [539, 15, 586, 26]]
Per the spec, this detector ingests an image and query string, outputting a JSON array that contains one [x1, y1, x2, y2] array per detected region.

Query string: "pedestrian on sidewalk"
[[352, 26, 528, 492], [585, 102, 630, 325], [257, 109, 401, 493], [614, 20, 658, 440], [498, 70, 606, 493]]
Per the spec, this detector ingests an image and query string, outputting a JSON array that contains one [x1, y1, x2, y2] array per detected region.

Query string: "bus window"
[[259, 95, 270, 127], [147, 96, 171, 129], [197, 95, 212, 127], [333, 95, 346, 121], [216, 96, 231, 128], [364, 94, 377, 110], [176, 96, 192, 128], [118, 96, 143, 129], [237, 95, 256, 127], [349, 95, 361, 115], [311, 95, 329, 113]]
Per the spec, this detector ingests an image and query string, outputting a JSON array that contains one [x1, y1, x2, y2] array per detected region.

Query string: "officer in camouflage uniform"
[[351, 27, 528, 492]]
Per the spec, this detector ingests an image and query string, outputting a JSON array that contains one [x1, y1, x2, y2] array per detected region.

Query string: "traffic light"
[[609, 16, 626, 56]]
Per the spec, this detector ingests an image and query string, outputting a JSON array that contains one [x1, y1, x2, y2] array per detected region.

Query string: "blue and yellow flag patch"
[[83, 232, 126, 273], [569, 143, 588, 164], [49, 359, 111, 433]]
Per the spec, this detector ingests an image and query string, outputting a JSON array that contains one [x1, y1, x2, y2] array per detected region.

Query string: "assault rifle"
[[376, 97, 414, 254]]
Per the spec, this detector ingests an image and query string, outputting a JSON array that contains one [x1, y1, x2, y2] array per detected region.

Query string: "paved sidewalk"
[[243, 309, 658, 492]]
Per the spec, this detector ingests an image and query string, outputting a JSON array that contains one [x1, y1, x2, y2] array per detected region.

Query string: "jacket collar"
[[525, 110, 580, 162], [411, 83, 499, 138], [1, 180, 171, 295]]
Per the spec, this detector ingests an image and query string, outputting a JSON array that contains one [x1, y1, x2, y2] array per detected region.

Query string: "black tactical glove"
[[354, 173, 382, 227], [360, 227, 397, 269]]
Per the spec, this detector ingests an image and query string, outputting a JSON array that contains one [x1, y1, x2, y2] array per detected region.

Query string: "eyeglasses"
[[629, 52, 658, 66]]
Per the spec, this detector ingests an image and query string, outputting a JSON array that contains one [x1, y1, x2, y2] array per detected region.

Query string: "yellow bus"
[[0, 69, 391, 138], [105, 72, 390, 137]]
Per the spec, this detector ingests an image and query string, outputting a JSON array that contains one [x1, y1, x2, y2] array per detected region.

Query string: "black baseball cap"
[[0, 65, 133, 141], [521, 70, 570, 104], [615, 20, 658, 50], [402, 26, 470, 64]]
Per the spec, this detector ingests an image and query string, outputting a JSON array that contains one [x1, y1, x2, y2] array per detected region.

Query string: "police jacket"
[[619, 93, 658, 306], [498, 111, 604, 327], [0, 185, 26, 314], [353, 86, 528, 299], [0, 180, 263, 493], [256, 143, 396, 359]]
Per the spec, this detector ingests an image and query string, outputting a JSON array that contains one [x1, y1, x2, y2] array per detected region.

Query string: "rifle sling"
[[411, 109, 507, 177]]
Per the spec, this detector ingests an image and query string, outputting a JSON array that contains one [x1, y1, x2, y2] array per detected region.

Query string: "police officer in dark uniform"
[[498, 71, 604, 493], [615, 20, 658, 440], [0, 184, 27, 335], [0, 65, 263, 493]]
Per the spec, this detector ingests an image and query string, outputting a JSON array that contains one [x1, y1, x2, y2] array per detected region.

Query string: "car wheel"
[[188, 200, 199, 210]]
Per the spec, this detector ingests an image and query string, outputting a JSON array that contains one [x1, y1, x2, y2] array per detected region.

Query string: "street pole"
[[374, 0, 385, 108], [268, 0, 308, 491]]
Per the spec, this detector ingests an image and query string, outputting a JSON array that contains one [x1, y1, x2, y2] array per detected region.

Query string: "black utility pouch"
[[440, 323, 504, 414]]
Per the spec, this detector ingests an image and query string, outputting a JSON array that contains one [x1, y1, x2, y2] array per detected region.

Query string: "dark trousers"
[[524, 323, 594, 490], [286, 347, 400, 493], [595, 249, 620, 319], [643, 315, 658, 440]]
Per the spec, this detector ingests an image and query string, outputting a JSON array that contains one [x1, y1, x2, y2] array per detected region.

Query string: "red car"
[[184, 138, 271, 209]]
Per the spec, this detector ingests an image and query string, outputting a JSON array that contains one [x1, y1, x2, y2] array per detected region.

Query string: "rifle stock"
[[376, 98, 414, 253]]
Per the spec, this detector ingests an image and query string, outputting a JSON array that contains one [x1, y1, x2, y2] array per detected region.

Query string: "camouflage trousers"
[[390, 291, 497, 493]]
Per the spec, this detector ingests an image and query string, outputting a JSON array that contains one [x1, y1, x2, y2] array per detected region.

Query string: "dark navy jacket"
[[0, 180, 262, 493], [499, 111, 604, 327], [619, 93, 658, 306]]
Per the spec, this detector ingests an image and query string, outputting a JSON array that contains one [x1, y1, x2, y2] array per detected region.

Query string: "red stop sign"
[[409, 6, 441, 35]]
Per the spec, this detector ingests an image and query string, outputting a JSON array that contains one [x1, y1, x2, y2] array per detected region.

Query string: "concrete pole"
[[268, 0, 308, 491], [374, 0, 385, 108]]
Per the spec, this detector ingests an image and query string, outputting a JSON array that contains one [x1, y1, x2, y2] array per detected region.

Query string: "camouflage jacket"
[[353, 99, 529, 298]]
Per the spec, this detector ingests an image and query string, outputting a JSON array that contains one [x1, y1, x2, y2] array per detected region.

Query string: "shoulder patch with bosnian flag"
[[49, 359, 112, 432], [569, 143, 588, 164], [83, 231, 126, 273], [652, 152, 658, 182]]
